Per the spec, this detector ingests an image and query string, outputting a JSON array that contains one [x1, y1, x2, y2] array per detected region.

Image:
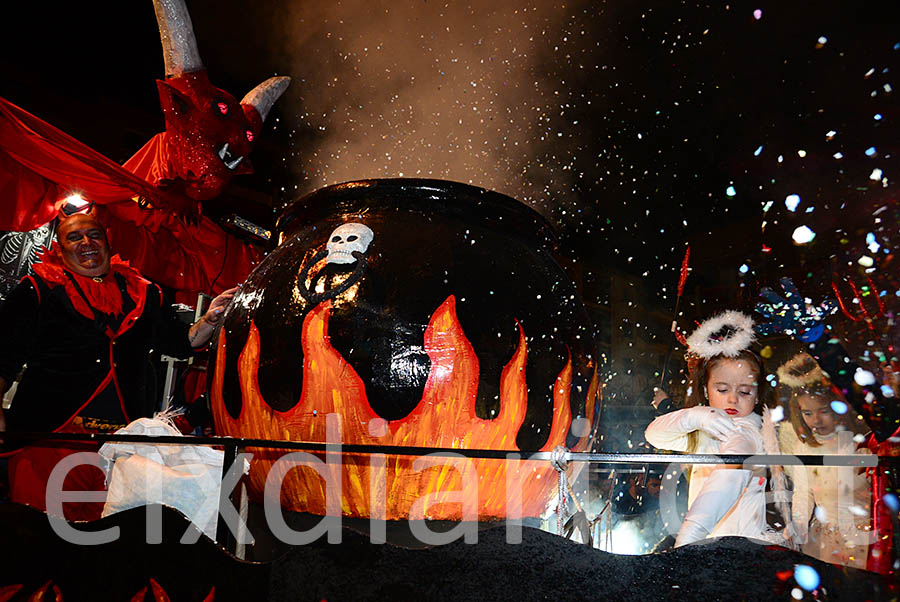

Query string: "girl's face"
[[706, 358, 759, 418], [797, 394, 838, 437]]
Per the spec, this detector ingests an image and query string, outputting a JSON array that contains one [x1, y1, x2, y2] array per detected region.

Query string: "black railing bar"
[[3, 432, 887, 467], [5, 432, 549, 460], [567, 452, 879, 468]]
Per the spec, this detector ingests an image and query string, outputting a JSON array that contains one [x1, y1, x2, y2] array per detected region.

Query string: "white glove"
[[679, 406, 737, 441], [675, 517, 711, 548]]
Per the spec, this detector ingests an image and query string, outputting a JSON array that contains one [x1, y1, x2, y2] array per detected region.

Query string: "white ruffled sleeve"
[[644, 408, 692, 452], [674, 430, 756, 546]]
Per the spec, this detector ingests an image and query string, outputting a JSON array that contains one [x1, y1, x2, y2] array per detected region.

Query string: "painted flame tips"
[[212, 296, 592, 519]]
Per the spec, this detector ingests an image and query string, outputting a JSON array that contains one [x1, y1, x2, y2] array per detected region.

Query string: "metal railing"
[[2, 430, 894, 556]]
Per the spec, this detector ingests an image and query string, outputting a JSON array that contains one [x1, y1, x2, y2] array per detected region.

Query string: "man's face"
[[57, 215, 110, 277]]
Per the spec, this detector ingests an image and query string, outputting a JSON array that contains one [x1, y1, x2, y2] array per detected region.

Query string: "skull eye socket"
[[331, 236, 342, 242], [246, 129, 254, 143], [347, 235, 358, 242], [216, 101, 229, 115]]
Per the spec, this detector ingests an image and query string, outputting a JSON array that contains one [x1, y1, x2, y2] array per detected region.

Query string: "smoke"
[[272, 0, 599, 218]]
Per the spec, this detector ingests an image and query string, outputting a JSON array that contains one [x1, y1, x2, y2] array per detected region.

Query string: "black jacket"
[[0, 273, 192, 436]]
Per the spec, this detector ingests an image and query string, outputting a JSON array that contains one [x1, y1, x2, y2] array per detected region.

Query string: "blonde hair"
[[788, 383, 867, 447]]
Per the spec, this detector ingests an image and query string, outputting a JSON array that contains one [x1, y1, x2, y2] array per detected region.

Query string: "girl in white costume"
[[777, 353, 872, 569], [645, 311, 781, 547]]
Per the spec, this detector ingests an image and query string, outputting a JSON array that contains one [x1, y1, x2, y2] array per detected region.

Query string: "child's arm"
[[787, 464, 815, 543], [645, 406, 736, 451], [675, 430, 757, 546]]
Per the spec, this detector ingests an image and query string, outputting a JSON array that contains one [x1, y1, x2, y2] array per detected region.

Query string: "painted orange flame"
[[128, 579, 214, 602], [212, 295, 598, 520], [0, 584, 23, 602], [11, 581, 62, 602], [129, 579, 169, 602]]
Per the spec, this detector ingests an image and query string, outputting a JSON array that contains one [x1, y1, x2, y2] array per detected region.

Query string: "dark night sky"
[[1, 0, 898, 320]]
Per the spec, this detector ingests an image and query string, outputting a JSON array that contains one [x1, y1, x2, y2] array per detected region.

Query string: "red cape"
[[0, 95, 260, 299]]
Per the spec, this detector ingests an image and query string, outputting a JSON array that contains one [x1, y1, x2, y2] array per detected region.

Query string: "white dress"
[[645, 409, 772, 546], [779, 426, 872, 568]]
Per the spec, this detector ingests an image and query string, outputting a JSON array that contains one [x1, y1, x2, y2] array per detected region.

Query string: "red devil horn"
[[241, 76, 291, 122], [153, 0, 204, 77]]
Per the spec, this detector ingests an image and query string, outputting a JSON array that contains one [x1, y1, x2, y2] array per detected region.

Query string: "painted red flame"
[[211, 295, 598, 520], [0, 581, 62, 602]]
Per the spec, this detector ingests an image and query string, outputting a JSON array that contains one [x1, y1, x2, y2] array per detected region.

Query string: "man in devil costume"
[[0, 209, 236, 520], [0, 0, 290, 303]]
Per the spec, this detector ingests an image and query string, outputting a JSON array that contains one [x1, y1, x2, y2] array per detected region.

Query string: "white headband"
[[686, 310, 756, 359]]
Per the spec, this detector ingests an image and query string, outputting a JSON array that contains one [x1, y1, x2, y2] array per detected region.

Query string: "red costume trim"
[[31, 245, 150, 334], [0, 96, 261, 301], [0, 251, 155, 459], [865, 428, 899, 574]]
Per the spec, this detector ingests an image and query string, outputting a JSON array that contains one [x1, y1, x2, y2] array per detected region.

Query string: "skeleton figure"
[[326, 223, 374, 264], [0, 224, 54, 302]]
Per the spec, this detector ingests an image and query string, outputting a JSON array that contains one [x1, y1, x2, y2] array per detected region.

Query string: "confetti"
[[853, 368, 876, 386], [884, 493, 899, 512], [792, 226, 816, 244], [794, 565, 820, 591], [770, 405, 784, 422]]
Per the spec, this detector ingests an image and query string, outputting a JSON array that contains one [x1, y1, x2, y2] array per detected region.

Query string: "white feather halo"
[[686, 310, 756, 359], [776, 352, 824, 389]]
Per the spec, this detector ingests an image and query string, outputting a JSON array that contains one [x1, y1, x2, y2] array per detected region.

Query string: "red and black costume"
[[0, 249, 194, 519], [0, 0, 290, 302]]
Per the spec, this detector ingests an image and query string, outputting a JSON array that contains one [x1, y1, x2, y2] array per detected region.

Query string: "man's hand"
[[189, 286, 240, 348], [652, 387, 669, 409], [203, 286, 240, 326]]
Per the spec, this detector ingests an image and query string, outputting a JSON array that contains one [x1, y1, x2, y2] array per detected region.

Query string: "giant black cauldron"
[[209, 179, 600, 520]]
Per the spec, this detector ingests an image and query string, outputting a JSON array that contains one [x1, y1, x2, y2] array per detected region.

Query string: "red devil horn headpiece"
[[153, 0, 291, 124], [242, 76, 292, 122], [153, 0, 204, 77], [149, 0, 290, 203]]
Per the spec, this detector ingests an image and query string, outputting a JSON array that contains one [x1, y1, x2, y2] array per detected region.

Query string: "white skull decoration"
[[325, 223, 374, 264]]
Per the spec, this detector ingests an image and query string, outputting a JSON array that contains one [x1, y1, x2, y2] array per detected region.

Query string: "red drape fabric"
[[0, 96, 261, 299]]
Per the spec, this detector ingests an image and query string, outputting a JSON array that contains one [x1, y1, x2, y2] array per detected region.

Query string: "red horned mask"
[[153, 0, 289, 200]]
